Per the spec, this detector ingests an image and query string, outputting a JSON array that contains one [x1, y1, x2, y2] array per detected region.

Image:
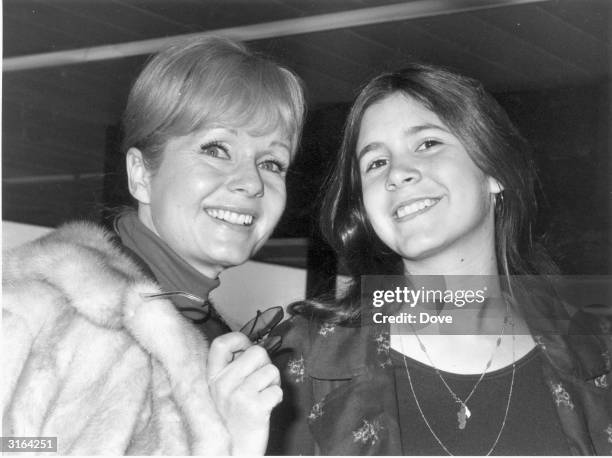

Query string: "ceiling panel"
[[541, 0, 611, 39], [475, 6, 607, 74]]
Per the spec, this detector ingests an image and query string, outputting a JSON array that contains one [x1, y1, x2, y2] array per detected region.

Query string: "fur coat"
[[2, 221, 230, 455]]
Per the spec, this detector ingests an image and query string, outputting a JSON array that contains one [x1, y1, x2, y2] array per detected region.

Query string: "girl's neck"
[[392, 221, 537, 372], [399, 223, 507, 331], [402, 221, 498, 277]]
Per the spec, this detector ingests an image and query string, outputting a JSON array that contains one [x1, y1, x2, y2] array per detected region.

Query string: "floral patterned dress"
[[268, 303, 612, 455]]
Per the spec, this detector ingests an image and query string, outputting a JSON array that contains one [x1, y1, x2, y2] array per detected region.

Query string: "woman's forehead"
[[201, 119, 290, 142], [211, 108, 293, 140]]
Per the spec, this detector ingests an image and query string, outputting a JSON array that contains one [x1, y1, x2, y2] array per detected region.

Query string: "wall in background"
[[2, 221, 52, 250]]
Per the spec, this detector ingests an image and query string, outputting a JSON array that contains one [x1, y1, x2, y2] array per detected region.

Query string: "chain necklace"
[[409, 311, 510, 430], [401, 317, 516, 456]]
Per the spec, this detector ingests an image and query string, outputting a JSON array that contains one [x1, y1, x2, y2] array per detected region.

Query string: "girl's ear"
[[126, 148, 152, 205], [487, 176, 504, 195]]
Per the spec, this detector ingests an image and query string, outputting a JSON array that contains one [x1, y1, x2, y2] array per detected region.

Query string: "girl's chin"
[[394, 241, 446, 262]]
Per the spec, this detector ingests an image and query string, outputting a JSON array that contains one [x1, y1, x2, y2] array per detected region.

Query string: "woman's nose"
[[385, 160, 422, 191], [227, 161, 264, 197]]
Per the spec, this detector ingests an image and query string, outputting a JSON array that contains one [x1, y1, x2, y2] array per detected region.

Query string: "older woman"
[[3, 36, 305, 455]]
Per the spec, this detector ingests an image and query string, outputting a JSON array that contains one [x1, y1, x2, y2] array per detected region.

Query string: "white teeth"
[[396, 198, 438, 218], [206, 208, 254, 226]]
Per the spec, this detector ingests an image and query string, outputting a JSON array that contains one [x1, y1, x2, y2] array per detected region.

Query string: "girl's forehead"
[[358, 94, 445, 141], [367, 93, 437, 119]]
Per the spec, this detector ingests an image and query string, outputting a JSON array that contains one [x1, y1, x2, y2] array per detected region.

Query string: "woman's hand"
[[207, 332, 282, 455]]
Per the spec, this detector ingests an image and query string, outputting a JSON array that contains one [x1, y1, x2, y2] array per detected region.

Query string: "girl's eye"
[[365, 158, 388, 172], [259, 159, 287, 174], [200, 141, 230, 159], [416, 139, 441, 151]]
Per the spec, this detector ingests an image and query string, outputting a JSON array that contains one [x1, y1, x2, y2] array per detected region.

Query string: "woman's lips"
[[205, 207, 255, 226], [393, 197, 441, 220]]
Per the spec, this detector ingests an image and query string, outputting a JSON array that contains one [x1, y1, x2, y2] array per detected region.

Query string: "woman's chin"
[[184, 249, 248, 277]]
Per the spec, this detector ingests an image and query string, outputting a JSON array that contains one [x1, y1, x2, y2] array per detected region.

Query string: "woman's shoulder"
[[5, 221, 122, 271], [3, 220, 158, 328], [4, 220, 151, 283]]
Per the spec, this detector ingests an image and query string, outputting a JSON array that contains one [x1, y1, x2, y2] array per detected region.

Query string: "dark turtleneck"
[[115, 211, 231, 340]]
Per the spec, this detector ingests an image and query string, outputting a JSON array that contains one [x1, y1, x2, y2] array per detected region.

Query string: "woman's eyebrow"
[[270, 140, 291, 153], [206, 124, 238, 135], [405, 123, 450, 135]]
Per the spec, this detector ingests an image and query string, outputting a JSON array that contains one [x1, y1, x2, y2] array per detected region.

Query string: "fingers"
[[207, 331, 252, 381], [210, 345, 273, 395], [258, 383, 283, 411], [207, 333, 282, 455], [241, 362, 281, 393], [216, 363, 282, 414]]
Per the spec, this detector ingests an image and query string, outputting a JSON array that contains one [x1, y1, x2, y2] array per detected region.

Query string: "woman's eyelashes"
[[198, 138, 288, 174], [259, 158, 288, 174], [200, 141, 230, 159]]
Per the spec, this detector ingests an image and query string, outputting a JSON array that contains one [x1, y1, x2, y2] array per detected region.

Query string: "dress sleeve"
[[267, 316, 317, 455]]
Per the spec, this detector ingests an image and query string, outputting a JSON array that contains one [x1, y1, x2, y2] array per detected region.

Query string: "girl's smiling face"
[[357, 93, 501, 266], [129, 124, 291, 278]]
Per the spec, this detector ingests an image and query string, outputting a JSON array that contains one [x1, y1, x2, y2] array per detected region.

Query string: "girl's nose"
[[385, 161, 422, 191]]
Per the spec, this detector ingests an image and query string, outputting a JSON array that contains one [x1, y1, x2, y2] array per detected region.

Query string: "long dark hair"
[[291, 62, 557, 324]]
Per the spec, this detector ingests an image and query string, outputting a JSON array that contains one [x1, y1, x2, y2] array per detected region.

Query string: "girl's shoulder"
[[273, 314, 374, 380], [275, 314, 364, 352]]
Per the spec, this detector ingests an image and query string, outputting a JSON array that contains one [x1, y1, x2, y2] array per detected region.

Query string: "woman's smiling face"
[[132, 124, 290, 278], [357, 93, 500, 264]]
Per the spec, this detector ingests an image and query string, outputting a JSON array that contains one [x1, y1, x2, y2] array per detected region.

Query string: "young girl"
[[271, 63, 611, 455]]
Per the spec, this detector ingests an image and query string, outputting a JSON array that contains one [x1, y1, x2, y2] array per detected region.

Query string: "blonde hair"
[[122, 36, 305, 170]]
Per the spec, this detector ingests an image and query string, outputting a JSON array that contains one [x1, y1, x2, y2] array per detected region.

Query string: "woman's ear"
[[126, 148, 152, 205]]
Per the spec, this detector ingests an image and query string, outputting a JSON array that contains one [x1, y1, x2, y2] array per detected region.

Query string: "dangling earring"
[[495, 191, 505, 208]]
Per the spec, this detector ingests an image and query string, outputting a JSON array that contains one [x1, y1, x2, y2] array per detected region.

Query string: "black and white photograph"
[[2, 0, 611, 455]]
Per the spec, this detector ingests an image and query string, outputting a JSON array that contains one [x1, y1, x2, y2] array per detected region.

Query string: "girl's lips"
[[205, 207, 256, 226], [393, 197, 441, 220]]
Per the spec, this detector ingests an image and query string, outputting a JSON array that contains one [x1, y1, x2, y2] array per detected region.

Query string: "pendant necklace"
[[409, 305, 510, 430], [401, 312, 516, 456]]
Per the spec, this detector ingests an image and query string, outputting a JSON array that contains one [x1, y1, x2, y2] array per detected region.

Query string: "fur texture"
[[2, 221, 230, 455]]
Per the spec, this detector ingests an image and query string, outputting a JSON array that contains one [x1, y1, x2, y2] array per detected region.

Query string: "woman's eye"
[[365, 158, 388, 172], [200, 142, 230, 159], [259, 159, 287, 174], [416, 139, 441, 151]]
